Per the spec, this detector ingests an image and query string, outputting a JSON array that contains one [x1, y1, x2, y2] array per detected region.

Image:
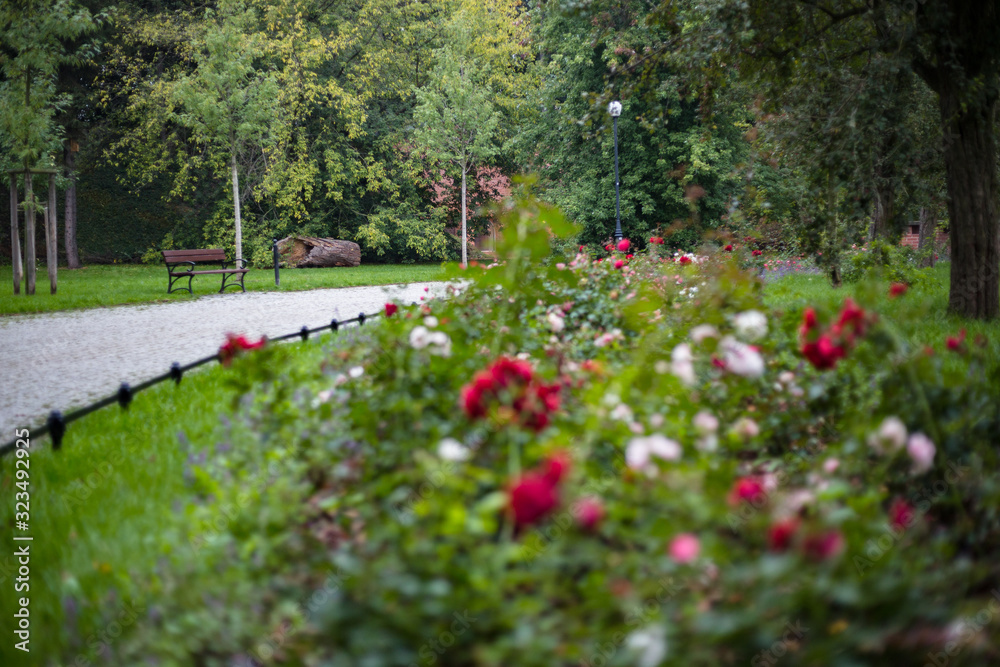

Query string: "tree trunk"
[[870, 180, 895, 241], [917, 205, 937, 268], [46, 173, 57, 294], [276, 236, 361, 267], [461, 166, 468, 266], [231, 151, 243, 262], [64, 144, 81, 269], [24, 172, 35, 295], [938, 87, 1000, 319], [10, 174, 21, 294]]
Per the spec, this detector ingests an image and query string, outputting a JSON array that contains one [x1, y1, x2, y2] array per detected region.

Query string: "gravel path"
[[0, 283, 447, 434]]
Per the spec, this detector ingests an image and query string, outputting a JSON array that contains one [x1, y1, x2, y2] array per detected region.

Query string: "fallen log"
[[276, 236, 361, 268]]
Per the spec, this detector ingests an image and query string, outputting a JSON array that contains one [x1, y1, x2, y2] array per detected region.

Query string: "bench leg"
[[219, 272, 246, 293], [168, 273, 193, 294]]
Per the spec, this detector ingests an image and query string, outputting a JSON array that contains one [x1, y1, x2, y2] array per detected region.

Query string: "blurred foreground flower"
[[218, 334, 265, 367]]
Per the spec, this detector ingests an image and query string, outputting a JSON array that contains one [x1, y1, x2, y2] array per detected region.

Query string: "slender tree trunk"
[[938, 86, 1000, 319], [10, 174, 21, 294], [64, 144, 81, 269], [231, 150, 243, 262], [827, 174, 842, 288], [46, 173, 57, 294], [461, 165, 468, 266], [24, 172, 35, 295]]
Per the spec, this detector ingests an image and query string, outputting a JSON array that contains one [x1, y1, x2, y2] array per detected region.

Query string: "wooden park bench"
[[161, 249, 249, 294]]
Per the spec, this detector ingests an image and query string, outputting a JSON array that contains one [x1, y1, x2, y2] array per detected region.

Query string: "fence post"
[[272, 237, 280, 287]]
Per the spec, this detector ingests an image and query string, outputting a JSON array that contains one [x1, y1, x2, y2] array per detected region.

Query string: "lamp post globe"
[[609, 101, 623, 241]]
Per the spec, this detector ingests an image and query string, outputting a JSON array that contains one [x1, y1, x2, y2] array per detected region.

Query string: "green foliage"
[[841, 241, 928, 286], [518, 0, 748, 250], [8, 196, 999, 665], [0, 0, 102, 170]]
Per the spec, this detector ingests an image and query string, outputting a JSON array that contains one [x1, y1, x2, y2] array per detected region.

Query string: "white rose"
[[690, 324, 719, 343], [733, 310, 768, 341], [409, 325, 431, 350], [437, 438, 470, 462], [720, 336, 765, 379]]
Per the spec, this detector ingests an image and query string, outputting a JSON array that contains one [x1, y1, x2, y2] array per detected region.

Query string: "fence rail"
[[0, 310, 378, 458]]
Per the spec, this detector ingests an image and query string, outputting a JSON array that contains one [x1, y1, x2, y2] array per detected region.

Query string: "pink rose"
[[668, 533, 701, 563]]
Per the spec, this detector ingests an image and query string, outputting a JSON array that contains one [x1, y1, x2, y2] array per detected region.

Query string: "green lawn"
[[0, 263, 447, 316], [1, 263, 997, 665], [0, 334, 339, 666], [764, 263, 1000, 356]]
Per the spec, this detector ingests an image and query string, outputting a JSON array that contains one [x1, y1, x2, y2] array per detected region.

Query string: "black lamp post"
[[609, 100, 623, 241]]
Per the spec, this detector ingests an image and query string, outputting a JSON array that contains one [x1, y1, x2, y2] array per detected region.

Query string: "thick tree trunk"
[[231, 151, 242, 262], [461, 166, 468, 265], [938, 88, 1000, 319], [870, 181, 895, 241], [64, 144, 81, 269], [917, 206, 937, 268], [276, 236, 361, 267]]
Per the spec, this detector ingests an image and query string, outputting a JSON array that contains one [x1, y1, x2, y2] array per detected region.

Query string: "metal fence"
[[0, 309, 380, 458]]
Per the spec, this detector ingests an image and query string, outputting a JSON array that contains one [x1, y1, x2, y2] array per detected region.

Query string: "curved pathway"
[[0, 283, 447, 434]]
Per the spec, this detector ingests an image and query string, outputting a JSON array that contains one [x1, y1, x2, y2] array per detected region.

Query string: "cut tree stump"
[[276, 236, 361, 268]]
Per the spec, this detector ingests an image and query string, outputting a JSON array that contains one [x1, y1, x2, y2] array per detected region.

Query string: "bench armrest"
[[166, 261, 196, 272], [222, 258, 249, 270]]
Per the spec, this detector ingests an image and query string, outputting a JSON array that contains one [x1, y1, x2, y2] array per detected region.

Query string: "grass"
[[1, 263, 998, 665], [764, 263, 1000, 356], [0, 263, 447, 316], [0, 332, 339, 666]]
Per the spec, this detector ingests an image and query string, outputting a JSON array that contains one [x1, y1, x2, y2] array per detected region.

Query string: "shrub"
[[841, 240, 928, 285], [54, 196, 1000, 667]]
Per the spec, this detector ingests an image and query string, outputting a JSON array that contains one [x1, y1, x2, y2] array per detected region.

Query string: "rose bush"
[[96, 194, 999, 667]]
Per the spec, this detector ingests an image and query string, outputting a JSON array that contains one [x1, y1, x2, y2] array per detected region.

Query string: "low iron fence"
[[0, 309, 381, 458]]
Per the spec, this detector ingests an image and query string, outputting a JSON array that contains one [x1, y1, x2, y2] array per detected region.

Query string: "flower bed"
[[91, 198, 1000, 666]]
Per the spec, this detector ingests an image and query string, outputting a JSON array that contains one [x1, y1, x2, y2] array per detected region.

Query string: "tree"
[[413, 24, 501, 265], [644, 0, 1000, 319], [168, 0, 279, 262], [517, 0, 747, 249], [0, 0, 101, 271]]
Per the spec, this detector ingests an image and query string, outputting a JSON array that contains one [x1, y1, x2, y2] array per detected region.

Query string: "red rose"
[[617, 239, 631, 252], [509, 473, 559, 527], [801, 335, 845, 370], [461, 358, 559, 432], [889, 283, 908, 298], [385, 303, 398, 317], [725, 244, 733, 252], [835, 298, 867, 340], [574, 497, 605, 531], [946, 329, 966, 351], [489, 356, 534, 388], [889, 498, 915, 531], [543, 451, 571, 485], [801, 308, 818, 335], [614, 259, 625, 269], [679, 256, 692, 265], [802, 530, 844, 561], [768, 519, 799, 552], [219, 333, 265, 367], [728, 477, 767, 507]]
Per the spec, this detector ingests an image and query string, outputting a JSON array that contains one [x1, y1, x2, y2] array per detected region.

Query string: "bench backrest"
[[162, 249, 227, 264]]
